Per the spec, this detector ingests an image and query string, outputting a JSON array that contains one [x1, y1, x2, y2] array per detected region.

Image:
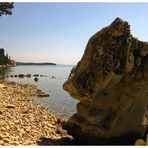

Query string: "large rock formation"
[[63, 18, 148, 145]]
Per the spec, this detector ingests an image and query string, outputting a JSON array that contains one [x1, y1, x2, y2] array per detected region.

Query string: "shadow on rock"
[[37, 136, 77, 145], [36, 132, 140, 146]]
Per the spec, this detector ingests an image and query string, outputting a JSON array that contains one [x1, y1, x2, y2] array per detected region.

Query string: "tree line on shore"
[[0, 48, 12, 66]]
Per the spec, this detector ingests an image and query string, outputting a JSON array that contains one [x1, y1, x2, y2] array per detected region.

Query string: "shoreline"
[[0, 80, 73, 146]]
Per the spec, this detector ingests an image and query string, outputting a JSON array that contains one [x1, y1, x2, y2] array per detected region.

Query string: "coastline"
[[0, 80, 73, 146]]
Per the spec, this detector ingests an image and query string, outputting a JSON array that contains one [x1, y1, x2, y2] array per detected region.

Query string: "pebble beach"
[[0, 80, 72, 146]]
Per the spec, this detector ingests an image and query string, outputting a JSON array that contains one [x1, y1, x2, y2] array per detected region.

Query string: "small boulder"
[[37, 94, 49, 97], [25, 74, 31, 78], [135, 139, 145, 146], [14, 75, 17, 78], [34, 77, 39, 82], [5, 104, 15, 109], [10, 75, 13, 78], [18, 74, 24, 78], [33, 74, 39, 77]]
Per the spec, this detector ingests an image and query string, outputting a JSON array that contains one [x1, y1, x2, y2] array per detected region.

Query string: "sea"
[[4, 65, 78, 120]]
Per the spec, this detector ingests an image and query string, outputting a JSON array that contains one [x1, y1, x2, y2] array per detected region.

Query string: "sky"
[[0, 3, 148, 64]]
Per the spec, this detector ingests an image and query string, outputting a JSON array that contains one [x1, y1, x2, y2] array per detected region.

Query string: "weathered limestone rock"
[[63, 18, 148, 144]]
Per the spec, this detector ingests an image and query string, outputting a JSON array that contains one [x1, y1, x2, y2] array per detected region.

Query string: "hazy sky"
[[0, 3, 148, 64]]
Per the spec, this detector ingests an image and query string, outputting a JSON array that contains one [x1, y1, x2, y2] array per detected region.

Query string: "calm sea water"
[[4, 65, 78, 119]]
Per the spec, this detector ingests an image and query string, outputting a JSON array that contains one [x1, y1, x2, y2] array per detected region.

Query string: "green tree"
[[0, 2, 14, 16], [0, 3, 14, 65], [0, 48, 11, 65], [5, 52, 10, 64], [0, 48, 6, 64]]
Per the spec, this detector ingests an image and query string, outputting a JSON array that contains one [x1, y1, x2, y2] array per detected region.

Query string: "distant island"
[[16, 62, 56, 66]]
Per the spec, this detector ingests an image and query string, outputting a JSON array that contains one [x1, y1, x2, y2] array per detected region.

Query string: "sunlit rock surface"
[[63, 18, 148, 144]]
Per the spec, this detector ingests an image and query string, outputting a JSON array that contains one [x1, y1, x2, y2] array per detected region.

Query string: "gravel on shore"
[[0, 81, 73, 146]]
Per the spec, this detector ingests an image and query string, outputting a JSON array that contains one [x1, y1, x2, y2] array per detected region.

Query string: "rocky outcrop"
[[63, 18, 148, 145]]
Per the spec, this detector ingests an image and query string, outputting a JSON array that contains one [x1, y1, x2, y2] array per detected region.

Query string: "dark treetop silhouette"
[[0, 2, 14, 16]]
